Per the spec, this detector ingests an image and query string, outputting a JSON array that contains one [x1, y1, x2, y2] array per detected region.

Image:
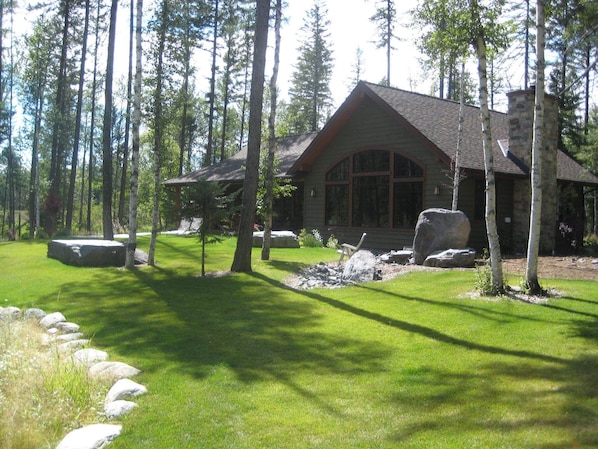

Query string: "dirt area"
[[502, 255, 598, 282]]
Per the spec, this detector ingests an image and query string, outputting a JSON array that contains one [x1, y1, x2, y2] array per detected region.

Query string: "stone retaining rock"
[[55, 424, 122, 449], [0, 305, 145, 449], [89, 361, 142, 381]]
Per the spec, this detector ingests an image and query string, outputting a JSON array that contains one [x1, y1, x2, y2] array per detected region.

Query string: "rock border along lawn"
[[0, 306, 146, 449]]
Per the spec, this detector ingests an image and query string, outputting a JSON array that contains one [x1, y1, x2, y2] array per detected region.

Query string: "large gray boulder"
[[48, 240, 125, 267], [413, 209, 471, 265]]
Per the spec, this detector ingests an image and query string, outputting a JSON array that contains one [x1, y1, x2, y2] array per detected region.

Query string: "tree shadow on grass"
[[31, 258, 598, 447], [384, 353, 598, 448], [355, 281, 564, 325], [49, 265, 394, 417]]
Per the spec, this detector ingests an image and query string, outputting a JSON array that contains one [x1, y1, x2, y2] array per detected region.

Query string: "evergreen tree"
[[369, 0, 397, 86], [287, 0, 333, 134]]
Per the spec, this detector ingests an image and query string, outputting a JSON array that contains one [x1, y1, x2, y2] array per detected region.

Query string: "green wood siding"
[[304, 97, 453, 251]]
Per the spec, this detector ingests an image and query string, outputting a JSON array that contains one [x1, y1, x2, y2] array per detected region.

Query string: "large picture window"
[[325, 150, 424, 229]]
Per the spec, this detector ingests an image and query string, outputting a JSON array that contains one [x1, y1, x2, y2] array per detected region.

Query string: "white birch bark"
[[475, 34, 504, 293], [525, 0, 545, 293], [452, 61, 465, 211]]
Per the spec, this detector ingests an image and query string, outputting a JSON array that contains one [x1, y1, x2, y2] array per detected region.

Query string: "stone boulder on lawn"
[[252, 231, 300, 248], [48, 239, 125, 267], [412, 209, 471, 265], [423, 248, 476, 268], [342, 250, 377, 283]]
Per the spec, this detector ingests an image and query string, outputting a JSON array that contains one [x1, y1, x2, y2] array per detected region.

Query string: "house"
[[165, 81, 598, 254]]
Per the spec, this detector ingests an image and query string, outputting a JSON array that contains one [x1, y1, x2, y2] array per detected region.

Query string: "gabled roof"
[[165, 82, 598, 187], [289, 82, 598, 186], [164, 132, 317, 187], [289, 81, 524, 176]]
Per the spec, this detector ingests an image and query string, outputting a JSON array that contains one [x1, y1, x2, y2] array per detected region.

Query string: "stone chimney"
[[506, 88, 559, 254]]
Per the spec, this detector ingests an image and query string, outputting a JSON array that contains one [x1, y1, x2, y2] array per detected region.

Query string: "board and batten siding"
[[303, 97, 453, 251]]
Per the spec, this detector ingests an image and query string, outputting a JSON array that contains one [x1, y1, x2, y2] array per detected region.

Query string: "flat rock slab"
[[48, 239, 125, 267], [252, 231, 300, 248], [423, 248, 477, 268]]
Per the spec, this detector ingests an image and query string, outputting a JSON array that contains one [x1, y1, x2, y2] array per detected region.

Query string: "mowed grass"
[[1, 236, 598, 448]]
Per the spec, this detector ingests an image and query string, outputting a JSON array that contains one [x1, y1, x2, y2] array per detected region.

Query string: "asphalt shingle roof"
[[164, 132, 317, 186], [165, 82, 598, 187]]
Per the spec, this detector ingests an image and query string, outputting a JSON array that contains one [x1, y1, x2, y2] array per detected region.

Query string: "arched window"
[[325, 150, 423, 229]]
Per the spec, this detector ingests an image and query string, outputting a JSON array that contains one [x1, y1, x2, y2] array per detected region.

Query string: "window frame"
[[324, 148, 425, 229]]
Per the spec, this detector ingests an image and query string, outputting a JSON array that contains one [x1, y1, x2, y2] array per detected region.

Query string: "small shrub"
[[474, 250, 504, 296], [326, 234, 339, 249], [298, 228, 323, 247], [584, 233, 598, 250]]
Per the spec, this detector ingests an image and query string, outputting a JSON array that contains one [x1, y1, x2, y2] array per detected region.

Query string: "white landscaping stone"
[[40, 311, 67, 328], [56, 332, 85, 342], [73, 348, 108, 366], [55, 423, 122, 449], [0, 306, 21, 320], [104, 400, 138, 419], [89, 361, 141, 381], [59, 339, 90, 352], [55, 321, 81, 333], [24, 308, 46, 320], [105, 378, 147, 404]]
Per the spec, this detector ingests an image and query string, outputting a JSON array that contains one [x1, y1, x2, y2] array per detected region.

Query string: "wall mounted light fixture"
[[434, 185, 441, 195], [310, 188, 317, 198]]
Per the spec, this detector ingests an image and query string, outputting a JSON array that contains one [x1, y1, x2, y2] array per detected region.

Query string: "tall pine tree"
[[287, 0, 333, 134]]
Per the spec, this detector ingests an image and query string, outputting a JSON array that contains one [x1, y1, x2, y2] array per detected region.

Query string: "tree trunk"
[[87, 0, 101, 233], [452, 61, 465, 211], [231, 0, 269, 272], [118, 0, 135, 226], [261, 0, 282, 261], [48, 1, 72, 236], [148, 0, 168, 266], [29, 93, 43, 238], [206, 0, 219, 166], [102, 0, 118, 241], [66, 0, 90, 235], [386, 0, 391, 85], [126, 0, 143, 269], [475, 34, 504, 294], [525, 0, 545, 295]]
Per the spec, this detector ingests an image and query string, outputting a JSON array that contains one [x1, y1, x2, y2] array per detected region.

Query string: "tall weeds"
[[0, 318, 108, 449]]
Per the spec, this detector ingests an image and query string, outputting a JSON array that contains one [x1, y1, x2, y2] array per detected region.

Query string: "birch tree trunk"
[[261, 0, 282, 261], [452, 61, 465, 211], [525, 0, 545, 294], [126, 0, 143, 269], [475, 34, 504, 294]]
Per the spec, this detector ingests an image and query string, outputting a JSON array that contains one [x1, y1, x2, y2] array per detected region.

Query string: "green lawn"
[[1, 236, 598, 448]]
